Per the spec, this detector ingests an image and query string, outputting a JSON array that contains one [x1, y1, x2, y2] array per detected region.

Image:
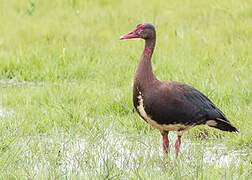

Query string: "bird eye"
[[138, 30, 143, 35]]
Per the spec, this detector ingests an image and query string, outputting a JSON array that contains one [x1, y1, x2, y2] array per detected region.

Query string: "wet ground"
[[11, 130, 249, 177], [0, 80, 251, 177]]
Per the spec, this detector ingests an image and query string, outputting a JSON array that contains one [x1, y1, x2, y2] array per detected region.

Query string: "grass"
[[0, 0, 251, 179]]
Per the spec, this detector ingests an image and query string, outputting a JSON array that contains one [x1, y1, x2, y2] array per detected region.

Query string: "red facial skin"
[[121, 24, 152, 57], [120, 24, 145, 40]]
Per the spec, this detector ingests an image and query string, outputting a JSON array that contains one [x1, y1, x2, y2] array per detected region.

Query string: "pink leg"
[[161, 131, 169, 154], [175, 135, 182, 158]]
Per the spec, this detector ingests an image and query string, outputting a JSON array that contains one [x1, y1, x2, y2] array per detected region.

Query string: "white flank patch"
[[206, 120, 217, 127], [136, 94, 192, 134]]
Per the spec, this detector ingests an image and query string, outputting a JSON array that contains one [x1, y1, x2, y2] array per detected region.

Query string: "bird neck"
[[135, 38, 156, 86]]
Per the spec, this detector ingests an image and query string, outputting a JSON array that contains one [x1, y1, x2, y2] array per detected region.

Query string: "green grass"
[[0, 0, 251, 179]]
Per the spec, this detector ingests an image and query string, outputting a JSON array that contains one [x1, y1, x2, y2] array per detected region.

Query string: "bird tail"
[[206, 118, 238, 132]]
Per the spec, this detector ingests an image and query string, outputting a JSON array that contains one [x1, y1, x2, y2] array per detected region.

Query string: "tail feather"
[[206, 118, 238, 132]]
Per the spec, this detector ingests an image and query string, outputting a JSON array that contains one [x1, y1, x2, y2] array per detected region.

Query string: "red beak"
[[120, 29, 140, 40]]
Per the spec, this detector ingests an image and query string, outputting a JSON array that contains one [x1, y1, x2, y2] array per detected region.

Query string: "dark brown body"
[[121, 23, 238, 157], [133, 80, 236, 132]]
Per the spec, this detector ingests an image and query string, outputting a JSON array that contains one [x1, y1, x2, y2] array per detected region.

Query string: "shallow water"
[[0, 102, 13, 117], [203, 145, 247, 167], [16, 130, 250, 177], [0, 103, 4, 117], [0, 80, 47, 87]]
